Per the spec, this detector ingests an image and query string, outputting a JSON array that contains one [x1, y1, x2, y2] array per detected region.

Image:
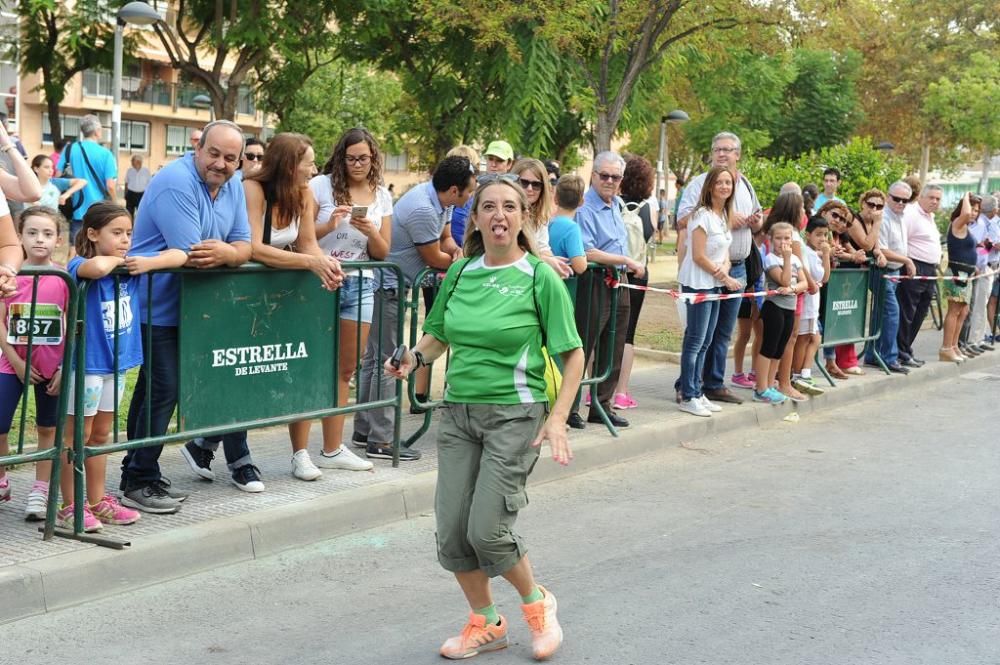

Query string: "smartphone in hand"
[[351, 205, 368, 219]]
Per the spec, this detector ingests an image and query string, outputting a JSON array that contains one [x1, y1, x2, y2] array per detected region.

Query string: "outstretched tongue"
[[491, 223, 508, 239]]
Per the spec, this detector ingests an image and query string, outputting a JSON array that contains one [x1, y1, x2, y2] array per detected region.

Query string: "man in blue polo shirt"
[[568, 151, 645, 431], [120, 120, 255, 514], [351, 156, 475, 461]]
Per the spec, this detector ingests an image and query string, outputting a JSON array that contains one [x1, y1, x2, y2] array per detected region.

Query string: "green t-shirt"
[[423, 253, 582, 404]]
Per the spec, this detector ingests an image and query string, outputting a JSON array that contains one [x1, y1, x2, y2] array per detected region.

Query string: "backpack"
[[622, 201, 649, 265]]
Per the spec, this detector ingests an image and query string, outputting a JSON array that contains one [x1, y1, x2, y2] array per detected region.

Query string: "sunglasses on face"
[[243, 153, 263, 162], [519, 177, 544, 191], [596, 172, 623, 183], [889, 195, 908, 204], [549, 177, 558, 187], [865, 201, 885, 211], [830, 212, 848, 223]]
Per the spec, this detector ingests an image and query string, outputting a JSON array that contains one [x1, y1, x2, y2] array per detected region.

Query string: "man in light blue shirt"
[[353, 156, 475, 461], [56, 114, 117, 240], [967, 195, 999, 348], [569, 151, 645, 431], [122, 120, 255, 515]]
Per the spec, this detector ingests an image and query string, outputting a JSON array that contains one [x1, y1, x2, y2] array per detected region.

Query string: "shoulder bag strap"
[[77, 141, 109, 198], [262, 182, 275, 246]]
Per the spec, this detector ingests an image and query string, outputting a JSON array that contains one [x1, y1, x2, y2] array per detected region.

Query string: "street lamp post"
[[191, 94, 215, 121], [112, 2, 161, 180], [656, 109, 690, 199]]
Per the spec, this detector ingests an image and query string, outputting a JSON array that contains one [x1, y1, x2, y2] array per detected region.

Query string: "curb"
[[0, 353, 983, 624]]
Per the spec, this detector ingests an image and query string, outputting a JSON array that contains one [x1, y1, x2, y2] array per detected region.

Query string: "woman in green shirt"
[[386, 178, 583, 661]]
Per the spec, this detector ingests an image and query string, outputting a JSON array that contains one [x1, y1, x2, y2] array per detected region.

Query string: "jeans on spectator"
[[353, 288, 400, 444], [896, 259, 937, 360], [865, 269, 900, 365], [193, 434, 253, 472], [702, 262, 745, 391], [679, 287, 721, 401], [123, 325, 253, 489]]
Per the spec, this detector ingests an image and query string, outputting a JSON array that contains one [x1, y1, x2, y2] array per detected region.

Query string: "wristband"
[[413, 350, 426, 369]]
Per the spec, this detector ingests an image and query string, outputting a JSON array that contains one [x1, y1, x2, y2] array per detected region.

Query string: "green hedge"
[[739, 137, 908, 210]]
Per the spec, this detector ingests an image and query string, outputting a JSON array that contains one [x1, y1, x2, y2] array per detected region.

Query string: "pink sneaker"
[[57, 503, 103, 532], [583, 392, 591, 407], [90, 495, 141, 526], [612, 393, 631, 409], [0, 475, 10, 502], [625, 393, 638, 408], [731, 373, 754, 389]]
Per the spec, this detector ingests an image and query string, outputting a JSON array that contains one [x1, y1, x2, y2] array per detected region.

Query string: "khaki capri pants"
[[435, 402, 545, 578]]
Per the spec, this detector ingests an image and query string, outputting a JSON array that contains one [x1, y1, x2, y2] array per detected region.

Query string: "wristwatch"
[[413, 350, 426, 369]]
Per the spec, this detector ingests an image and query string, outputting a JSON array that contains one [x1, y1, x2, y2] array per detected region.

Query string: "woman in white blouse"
[[676, 166, 741, 418]]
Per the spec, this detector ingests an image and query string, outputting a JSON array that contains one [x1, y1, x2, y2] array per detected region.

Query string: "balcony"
[[81, 72, 257, 117]]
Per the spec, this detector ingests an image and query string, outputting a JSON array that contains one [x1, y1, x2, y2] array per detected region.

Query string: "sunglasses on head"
[[865, 201, 885, 211], [243, 153, 263, 162]]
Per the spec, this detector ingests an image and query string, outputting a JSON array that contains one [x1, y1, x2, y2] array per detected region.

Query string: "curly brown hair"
[[321, 128, 383, 206], [620, 156, 655, 202]]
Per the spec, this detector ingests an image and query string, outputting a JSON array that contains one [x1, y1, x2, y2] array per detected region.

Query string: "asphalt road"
[[5, 368, 998, 665]]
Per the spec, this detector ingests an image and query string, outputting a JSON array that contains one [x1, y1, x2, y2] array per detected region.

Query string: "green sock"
[[473, 604, 500, 625], [521, 586, 544, 604]]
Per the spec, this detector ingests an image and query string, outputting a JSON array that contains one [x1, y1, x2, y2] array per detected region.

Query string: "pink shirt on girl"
[[0, 272, 70, 380]]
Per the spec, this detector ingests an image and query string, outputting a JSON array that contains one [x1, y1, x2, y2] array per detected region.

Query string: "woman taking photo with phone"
[[309, 127, 393, 469], [386, 178, 583, 661]]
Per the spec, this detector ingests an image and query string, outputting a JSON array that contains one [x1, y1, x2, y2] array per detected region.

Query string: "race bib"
[[7, 303, 63, 345]]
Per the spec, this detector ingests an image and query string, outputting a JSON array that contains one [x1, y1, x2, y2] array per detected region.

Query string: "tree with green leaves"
[[147, 0, 339, 121], [272, 61, 404, 159], [11, 0, 138, 144]]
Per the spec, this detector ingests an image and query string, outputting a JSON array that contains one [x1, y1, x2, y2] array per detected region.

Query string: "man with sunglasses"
[[567, 150, 643, 430], [864, 184, 913, 373], [896, 185, 944, 367], [241, 137, 264, 176], [676, 132, 762, 405]]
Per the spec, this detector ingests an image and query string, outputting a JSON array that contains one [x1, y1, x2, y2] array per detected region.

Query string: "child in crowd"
[[792, 216, 832, 395], [60, 203, 187, 531], [0, 207, 70, 518], [549, 175, 588, 281], [731, 228, 766, 389], [753, 222, 807, 404]]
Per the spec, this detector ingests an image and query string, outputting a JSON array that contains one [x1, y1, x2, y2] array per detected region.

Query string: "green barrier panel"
[[822, 267, 869, 344], [58, 262, 404, 547], [816, 264, 888, 386], [178, 270, 337, 429]]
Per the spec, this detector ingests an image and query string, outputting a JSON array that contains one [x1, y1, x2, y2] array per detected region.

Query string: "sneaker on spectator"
[[678, 398, 711, 417], [612, 393, 632, 410], [122, 483, 182, 514], [317, 446, 374, 471], [440, 612, 509, 660], [698, 395, 722, 412], [24, 481, 48, 521], [90, 495, 141, 525], [583, 392, 591, 407], [764, 387, 788, 404], [367, 442, 422, 461], [181, 440, 215, 481], [157, 476, 189, 502], [521, 586, 563, 660], [0, 475, 9, 502], [350, 433, 368, 449], [57, 503, 103, 532], [731, 372, 754, 389], [291, 449, 323, 480], [625, 393, 638, 408], [231, 464, 265, 493]]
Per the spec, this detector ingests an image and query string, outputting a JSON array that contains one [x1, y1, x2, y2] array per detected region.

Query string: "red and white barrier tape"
[[608, 278, 779, 303], [883, 267, 998, 283]]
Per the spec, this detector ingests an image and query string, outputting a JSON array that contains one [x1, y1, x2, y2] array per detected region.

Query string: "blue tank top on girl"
[[68, 257, 144, 374]]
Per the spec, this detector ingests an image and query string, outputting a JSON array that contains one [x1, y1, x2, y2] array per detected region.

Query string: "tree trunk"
[[46, 93, 62, 146], [593, 111, 613, 155], [918, 131, 930, 185], [979, 146, 992, 195]]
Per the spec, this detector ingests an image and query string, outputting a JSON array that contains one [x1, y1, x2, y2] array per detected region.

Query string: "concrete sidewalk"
[[0, 333, 985, 625]]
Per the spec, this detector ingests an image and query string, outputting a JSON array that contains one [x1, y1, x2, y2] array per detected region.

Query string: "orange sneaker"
[[521, 586, 563, 660], [439, 612, 508, 660]]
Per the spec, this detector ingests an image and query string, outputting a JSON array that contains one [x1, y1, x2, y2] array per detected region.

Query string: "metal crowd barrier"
[[58, 261, 405, 547], [816, 263, 889, 386]]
